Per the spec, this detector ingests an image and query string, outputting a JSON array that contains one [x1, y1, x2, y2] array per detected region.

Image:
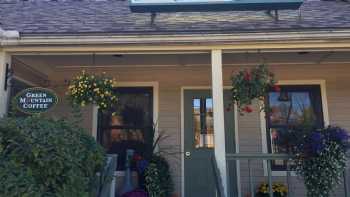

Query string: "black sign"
[[14, 87, 58, 114]]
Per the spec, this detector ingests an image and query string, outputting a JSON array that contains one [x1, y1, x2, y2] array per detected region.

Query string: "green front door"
[[184, 90, 237, 197]]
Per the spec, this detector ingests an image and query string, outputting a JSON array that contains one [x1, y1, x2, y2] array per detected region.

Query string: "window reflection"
[[269, 92, 316, 126], [267, 85, 324, 170], [98, 87, 153, 171], [193, 98, 214, 148]]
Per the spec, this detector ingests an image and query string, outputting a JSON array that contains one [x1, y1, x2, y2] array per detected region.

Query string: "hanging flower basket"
[[67, 70, 118, 111], [279, 125, 350, 197], [230, 64, 278, 114]]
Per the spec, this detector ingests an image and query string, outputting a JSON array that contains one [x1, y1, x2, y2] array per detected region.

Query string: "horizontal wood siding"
[[14, 61, 350, 197]]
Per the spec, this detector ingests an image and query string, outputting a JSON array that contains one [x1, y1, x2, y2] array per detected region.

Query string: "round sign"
[[14, 87, 58, 114]]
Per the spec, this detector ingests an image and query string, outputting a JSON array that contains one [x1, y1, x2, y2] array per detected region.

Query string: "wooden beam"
[[211, 49, 228, 197]]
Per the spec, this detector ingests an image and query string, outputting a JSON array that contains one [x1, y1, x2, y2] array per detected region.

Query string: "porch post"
[[211, 49, 228, 197], [0, 51, 11, 118]]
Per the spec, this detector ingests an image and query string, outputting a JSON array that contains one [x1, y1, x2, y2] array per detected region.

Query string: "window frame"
[[91, 82, 159, 143], [96, 87, 154, 171], [260, 80, 330, 176]]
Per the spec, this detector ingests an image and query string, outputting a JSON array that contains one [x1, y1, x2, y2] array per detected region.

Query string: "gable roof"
[[1, 0, 350, 36]]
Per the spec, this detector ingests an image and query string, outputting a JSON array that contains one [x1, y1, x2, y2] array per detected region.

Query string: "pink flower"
[[244, 71, 252, 81]]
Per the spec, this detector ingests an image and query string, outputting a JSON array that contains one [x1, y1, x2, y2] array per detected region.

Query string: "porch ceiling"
[[13, 51, 350, 73]]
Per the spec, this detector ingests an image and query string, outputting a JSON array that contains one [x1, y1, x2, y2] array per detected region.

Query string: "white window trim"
[[260, 80, 330, 176]]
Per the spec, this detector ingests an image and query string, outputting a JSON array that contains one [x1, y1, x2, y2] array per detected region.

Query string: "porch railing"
[[212, 153, 350, 197], [95, 154, 118, 197]]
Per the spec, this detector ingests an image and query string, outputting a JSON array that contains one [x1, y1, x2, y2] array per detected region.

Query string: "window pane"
[[269, 91, 316, 126], [267, 85, 323, 170], [98, 87, 153, 171], [193, 98, 214, 148]]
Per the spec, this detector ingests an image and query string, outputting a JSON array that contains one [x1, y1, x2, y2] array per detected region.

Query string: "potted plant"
[[256, 182, 288, 197], [230, 64, 279, 114]]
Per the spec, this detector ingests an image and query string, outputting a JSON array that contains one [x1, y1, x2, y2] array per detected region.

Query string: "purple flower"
[[330, 127, 350, 143], [121, 189, 148, 197], [136, 159, 149, 173], [328, 127, 350, 151], [309, 132, 325, 155]]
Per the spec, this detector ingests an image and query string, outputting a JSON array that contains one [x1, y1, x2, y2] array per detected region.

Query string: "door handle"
[[185, 151, 191, 157]]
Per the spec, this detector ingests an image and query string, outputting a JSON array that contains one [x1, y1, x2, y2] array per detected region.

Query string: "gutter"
[[2, 29, 350, 52], [3, 29, 350, 45]]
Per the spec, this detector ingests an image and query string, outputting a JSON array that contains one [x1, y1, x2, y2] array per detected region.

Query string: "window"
[[266, 85, 324, 170], [193, 98, 214, 148], [97, 87, 153, 171]]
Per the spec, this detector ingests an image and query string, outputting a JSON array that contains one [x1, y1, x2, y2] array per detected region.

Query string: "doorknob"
[[185, 152, 191, 157]]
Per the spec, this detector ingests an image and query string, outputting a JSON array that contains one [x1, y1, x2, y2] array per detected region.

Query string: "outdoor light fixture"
[[278, 91, 290, 102], [113, 54, 124, 58]]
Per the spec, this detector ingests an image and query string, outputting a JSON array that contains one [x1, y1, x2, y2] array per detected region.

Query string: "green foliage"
[[279, 125, 350, 197], [0, 116, 106, 197], [230, 64, 276, 114], [296, 141, 347, 197], [144, 155, 174, 197]]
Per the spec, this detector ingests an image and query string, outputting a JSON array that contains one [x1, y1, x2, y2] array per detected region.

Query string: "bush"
[[144, 155, 174, 197], [0, 116, 106, 197]]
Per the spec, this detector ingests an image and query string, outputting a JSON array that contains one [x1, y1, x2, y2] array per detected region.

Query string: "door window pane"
[[193, 98, 214, 148]]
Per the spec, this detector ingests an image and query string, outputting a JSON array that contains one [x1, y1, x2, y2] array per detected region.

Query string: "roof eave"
[[2, 29, 350, 52]]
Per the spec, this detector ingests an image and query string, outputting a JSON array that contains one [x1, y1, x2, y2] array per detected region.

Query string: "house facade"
[[1, 0, 350, 196]]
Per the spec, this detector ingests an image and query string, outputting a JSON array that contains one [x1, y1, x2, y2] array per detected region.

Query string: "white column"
[[211, 49, 228, 197], [0, 51, 11, 118]]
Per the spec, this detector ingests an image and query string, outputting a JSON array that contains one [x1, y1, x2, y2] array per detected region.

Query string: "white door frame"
[[180, 86, 241, 197]]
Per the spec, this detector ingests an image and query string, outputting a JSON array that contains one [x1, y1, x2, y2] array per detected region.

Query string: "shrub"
[[0, 116, 106, 197], [144, 155, 174, 197]]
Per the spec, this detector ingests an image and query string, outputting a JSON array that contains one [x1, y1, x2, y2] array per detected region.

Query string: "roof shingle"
[[1, 0, 350, 35]]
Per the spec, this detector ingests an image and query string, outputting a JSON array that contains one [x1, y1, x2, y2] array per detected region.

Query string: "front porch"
[[1, 45, 350, 197]]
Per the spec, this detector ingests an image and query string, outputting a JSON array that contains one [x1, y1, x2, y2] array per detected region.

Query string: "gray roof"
[[1, 0, 350, 35]]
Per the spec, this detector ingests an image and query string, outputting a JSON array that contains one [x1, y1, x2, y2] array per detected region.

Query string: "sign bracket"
[[4, 63, 13, 91]]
